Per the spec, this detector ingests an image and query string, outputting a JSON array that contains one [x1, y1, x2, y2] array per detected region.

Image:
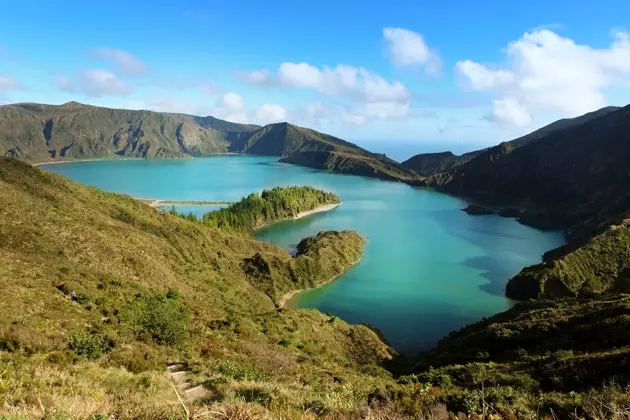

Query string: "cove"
[[40, 155, 564, 354]]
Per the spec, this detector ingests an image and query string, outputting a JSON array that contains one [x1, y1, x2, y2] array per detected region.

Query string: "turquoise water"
[[41, 156, 564, 354]]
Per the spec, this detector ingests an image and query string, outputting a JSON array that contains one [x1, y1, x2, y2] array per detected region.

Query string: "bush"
[[125, 293, 188, 347], [67, 330, 114, 360]]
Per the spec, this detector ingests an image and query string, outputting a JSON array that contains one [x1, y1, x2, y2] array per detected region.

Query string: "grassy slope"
[[507, 219, 630, 299], [0, 158, 393, 418], [403, 295, 630, 419]]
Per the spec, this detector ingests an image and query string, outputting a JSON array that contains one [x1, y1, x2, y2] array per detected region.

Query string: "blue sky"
[[1, 0, 630, 152]]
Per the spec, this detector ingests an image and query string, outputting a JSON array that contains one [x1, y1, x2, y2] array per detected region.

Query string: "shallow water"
[[41, 156, 564, 354]]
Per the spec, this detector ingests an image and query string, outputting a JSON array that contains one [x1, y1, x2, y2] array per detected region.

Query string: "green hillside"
[[2, 154, 630, 418], [404, 294, 630, 419], [0, 157, 394, 418], [0, 102, 259, 162]]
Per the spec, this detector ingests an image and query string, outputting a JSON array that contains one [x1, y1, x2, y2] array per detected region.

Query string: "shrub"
[[125, 293, 188, 347], [67, 329, 114, 360]]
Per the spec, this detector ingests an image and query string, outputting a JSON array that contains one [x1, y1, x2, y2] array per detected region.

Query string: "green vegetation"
[[507, 219, 630, 299], [0, 101, 418, 185], [0, 158, 395, 418], [3, 102, 630, 417], [280, 149, 419, 182], [202, 186, 339, 234], [387, 294, 630, 419], [0, 102, 259, 161]]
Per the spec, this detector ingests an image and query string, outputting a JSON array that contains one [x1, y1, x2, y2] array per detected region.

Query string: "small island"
[[202, 186, 340, 234]]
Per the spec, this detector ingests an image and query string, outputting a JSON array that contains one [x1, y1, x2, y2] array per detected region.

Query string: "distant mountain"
[[0, 101, 417, 182], [0, 102, 260, 161], [424, 105, 630, 299], [401, 106, 621, 176], [401, 150, 479, 177]]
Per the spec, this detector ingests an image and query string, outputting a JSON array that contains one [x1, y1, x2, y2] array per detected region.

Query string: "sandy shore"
[[137, 199, 232, 208], [278, 257, 361, 308], [293, 203, 340, 220], [255, 202, 341, 231], [32, 153, 245, 167], [32, 158, 132, 166]]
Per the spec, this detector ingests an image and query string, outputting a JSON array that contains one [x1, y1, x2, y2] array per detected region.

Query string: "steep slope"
[[401, 150, 479, 177], [424, 105, 630, 301], [0, 102, 259, 162], [0, 157, 394, 418], [506, 219, 630, 300], [402, 105, 621, 176], [405, 295, 630, 418], [429, 105, 630, 229], [281, 149, 418, 181], [231, 121, 419, 181]]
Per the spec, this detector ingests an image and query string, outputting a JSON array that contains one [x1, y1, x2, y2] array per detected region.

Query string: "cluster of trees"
[[202, 186, 339, 234]]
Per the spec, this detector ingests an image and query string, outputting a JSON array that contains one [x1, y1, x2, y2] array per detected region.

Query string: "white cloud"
[[246, 62, 412, 126], [248, 62, 410, 102], [92, 48, 149, 77], [488, 98, 532, 127], [255, 104, 288, 124], [199, 82, 219, 94], [218, 92, 245, 112], [383, 27, 441, 73], [55, 75, 75, 92], [81, 70, 132, 97], [144, 97, 213, 116], [456, 29, 630, 126], [246, 70, 273, 85], [0, 75, 21, 90]]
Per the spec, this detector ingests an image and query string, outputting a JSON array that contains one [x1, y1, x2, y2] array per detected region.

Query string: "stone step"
[[184, 385, 208, 400], [166, 363, 186, 372]]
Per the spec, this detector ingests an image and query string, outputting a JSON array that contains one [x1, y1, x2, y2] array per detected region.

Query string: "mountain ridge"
[[402, 105, 622, 176], [0, 101, 417, 182]]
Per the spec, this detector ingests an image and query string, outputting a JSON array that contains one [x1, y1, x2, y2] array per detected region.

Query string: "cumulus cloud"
[[383, 27, 441, 73], [144, 97, 213, 116], [254, 104, 288, 124], [246, 70, 274, 85], [456, 29, 630, 126], [246, 62, 412, 125], [0, 75, 21, 90], [248, 62, 410, 102], [488, 98, 532, 127], [92, 48, 149, 77], [55, 70, 132, 97], [218, 92, 245, 112], [81, 70, 132, 97]]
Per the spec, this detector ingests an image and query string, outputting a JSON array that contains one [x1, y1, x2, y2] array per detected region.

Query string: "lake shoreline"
[[254, 202, 341, 231], [278, 257, 361, 309], [137, 198, 232, 208]]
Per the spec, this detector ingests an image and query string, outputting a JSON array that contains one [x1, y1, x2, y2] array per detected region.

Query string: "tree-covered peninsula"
[[202, 186, 340, 234]]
